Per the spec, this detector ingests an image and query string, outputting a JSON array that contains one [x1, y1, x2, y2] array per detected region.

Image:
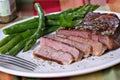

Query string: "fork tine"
[[0, 57, 36, 70], [0, 58, 35, 70], [0, 54, 37, 67], [0, 57, 36, 71], [0, 54, 37, 71]]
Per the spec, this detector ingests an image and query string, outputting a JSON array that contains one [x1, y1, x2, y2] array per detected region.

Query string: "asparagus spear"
[[3, 22, 39, 35], [23, 3, 45, 51], [0, 35, 22, 54], [8, 38, 29, 56], [71, 5, 99, 19], [0, 35, 15, 47], [0, 29, 36, 54]]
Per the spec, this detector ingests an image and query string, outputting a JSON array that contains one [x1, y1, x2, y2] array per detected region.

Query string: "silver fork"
[[0, 54, 37, 71]]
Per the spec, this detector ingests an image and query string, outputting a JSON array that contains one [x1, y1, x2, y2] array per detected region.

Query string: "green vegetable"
[[15, 17, 38, 25], [72, 5, 99, 19], [0, 35, 15, 47], [0, 35, 22, 54], [45, 5, 99, 28], [45, 6, 82, 20], [23, 3, 45, 51], [43, 26, 60, 35], [60, 12, 74, 27], [0, 29, 36, 54], [3, 21, 39, 35], [45, 19, 60, 26], [7, 38, 29, 56]]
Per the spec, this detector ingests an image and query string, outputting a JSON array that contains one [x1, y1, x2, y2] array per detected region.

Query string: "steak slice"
[[57, 29, 91, 39], [40, 37, 83, 61], [56, 34, 107, 56], [34, 46, 73, 65], [56, 29, 120, 49], [48, 35, 92, 58]]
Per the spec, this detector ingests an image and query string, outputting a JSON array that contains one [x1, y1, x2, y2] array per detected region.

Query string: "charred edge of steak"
[[75, 12, 120, 36]]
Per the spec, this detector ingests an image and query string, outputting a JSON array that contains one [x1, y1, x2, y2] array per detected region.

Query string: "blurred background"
[[15, 0, 120, 16]]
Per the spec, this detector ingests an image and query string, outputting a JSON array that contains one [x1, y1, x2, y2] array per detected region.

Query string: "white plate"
[[0, 11, 120, 78]]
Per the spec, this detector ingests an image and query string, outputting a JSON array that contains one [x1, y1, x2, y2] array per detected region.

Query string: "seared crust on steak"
[[76, 12, 120, 35]]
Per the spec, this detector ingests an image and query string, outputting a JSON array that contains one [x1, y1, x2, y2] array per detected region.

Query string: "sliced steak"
[[56, 29, 120, 49], [68, 36, 107, 56], [34, 46, 73, 65], [40, 37, 83, 61], [57, 34, 107, 56], [48, 35, 92, 58]]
